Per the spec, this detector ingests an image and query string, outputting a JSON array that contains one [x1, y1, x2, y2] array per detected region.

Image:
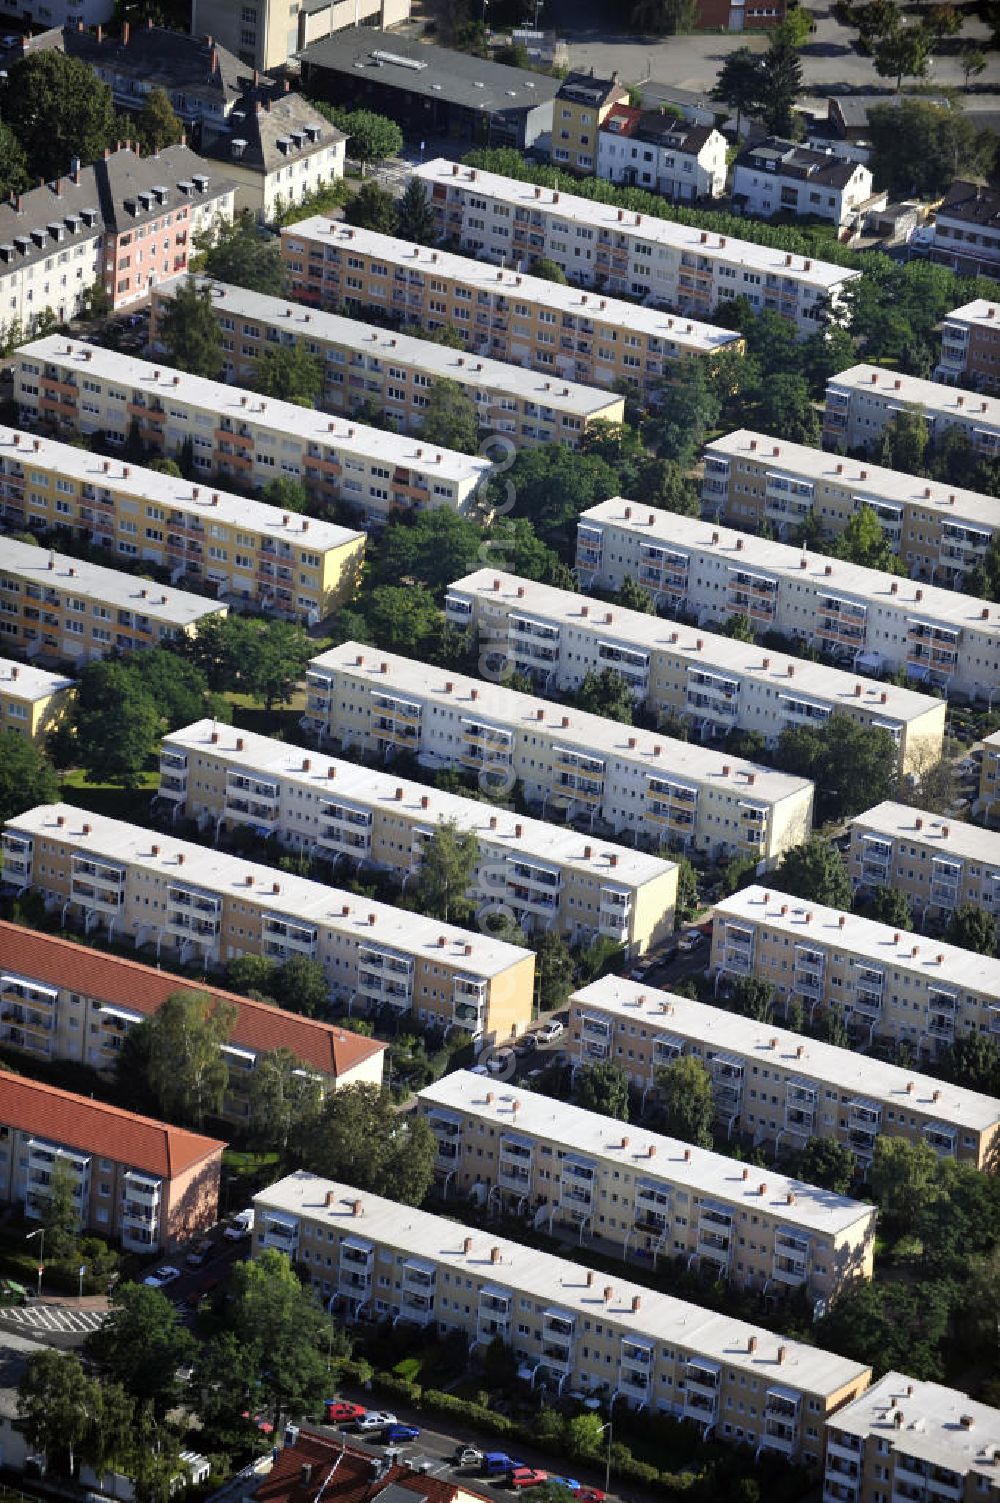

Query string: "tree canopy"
[[3, 51, 117, 181], [868, 98, 997, 199], [410, 818, 479, 926], [197, 210, 288, 296], [773, 837, 853, 910], [656, 1055, 714, 1148], [0, 729, 58, 825], [421, 378, 479, 454], [774, 712, 898, 823], [306, 1084, 436, 1204], [254, 343, 323, 407], [124, 990, 237, 1129], [157, 278, 222, 378], [574, 1060, 630, 1121]]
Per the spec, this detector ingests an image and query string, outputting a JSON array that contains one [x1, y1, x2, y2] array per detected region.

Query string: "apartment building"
[[412, 159, 861, 335], [0, 919, 385, 1120], [824, 1374, 1000, 1503], [0, 425, 364, 623], [597, 105, 727, 203], [445, 569, 945, 776], [823, 365, 1000, 458], [0, 658, 74, 743], [0, 537, 225, 664], [159, 719, 678, 958], [929, 178, 1000, 279], [0, 1069, 224, 1253], [0, 804, 534, 1043], [253, 1171, 872, 1460], [148, 277, 625, 449], [699, 429, 1000, 594], [567, 976, 1000, 1168], [302, 643, 815, 863], [192, 0, 410, 72], [710, 885, 1000, 1058], [934, 299, 1000, 392], [847, 802, 1000, 925], [418, 1070, 876, 1305], [731, 140, 882, 233], [279, 219, 743, 402], [978, 731, 1000, 824], [199, 90, 345, 223], [14, 338, 490, 528], [576, 493, 1000, 696], [551, 72, 629, 174]]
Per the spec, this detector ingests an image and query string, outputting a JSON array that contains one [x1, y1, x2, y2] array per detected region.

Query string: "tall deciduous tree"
[[39, 1158, 81, 1262], [796, 1137, 856, 1195], [577, 666, 635, 724], [421, 377, 479, 454], [868, 98, 996, 200], [574, 1060, 630, 1121], [0, 729, 58, 824], [339, 110, 403, 174], [343, 179, 399, 233], [0, 120, 28, 200], [197, 210, 288, 296], [88, 1283, 197, 1415], [870, 1135, 941, 1233], [254, 343, 323, 407], [773, 837, 853, 910], [75, 660, 161, 789], [3, 52, 116, 181], [631, 0, 699, 31], [873, 22, 933, 88], [411, 818, 479, 925], [247, 1047, 324, 1152], [870, 884, 913, 930], [774, 712, 897, 823], [129, 989, 237, 1128], [17, 1349, 99, 1475], [373, 509, 482, 598], [271, 954, 330, 1017], [307, 1083, 436, 1204], [947, 902, 998, 957], [534, 931, 575, 1013], [224, 1250, 332, 1427], [656, 1055, 715, 1148], [137, 87, 184, 153]]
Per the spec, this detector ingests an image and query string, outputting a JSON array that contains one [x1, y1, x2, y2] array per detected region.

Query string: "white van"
[[223, 1208, 254, 1241]]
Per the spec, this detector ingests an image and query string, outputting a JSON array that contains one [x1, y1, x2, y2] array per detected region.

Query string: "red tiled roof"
[[0, 921, 385, 1079], [254, 1432, 487, 1503], [0, 1067, 224, 1178]]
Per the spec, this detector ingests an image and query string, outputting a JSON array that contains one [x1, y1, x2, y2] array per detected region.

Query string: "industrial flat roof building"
[[824, 364, 1000, 456], [847, 801, 1000, 925], [576, 492, 1000, 698], [710, 884, 1000, 1061], [159, 718, 678, 958], [149, 277, 625, 449], [15, 338, 490, 528], [253, 1170, 872, 1463], [444, 568, 945, 775], [0, 804, 534, 1044], [418, 1069, 877, 1306], [413, 158, 861, 335], [303, 642, 815, 863], [567, 976, 1000, 1168], [0, 658, 75, 743]]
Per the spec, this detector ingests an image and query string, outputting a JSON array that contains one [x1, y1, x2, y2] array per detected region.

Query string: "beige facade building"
[[445, 569, 945, 776], [551, 72, 630, 174], [0, 537, 225, 664], [700, 430, 1000, 592], [253, 1172, 872, 1460], [0, 424, 364, 622], [191, 0, 410, 72], [567, 976, 1000, 1169], [418, 1070, 876, 1306], [279, 218, 743, 401], [933, 299, 1000, 392], [824, 1373, 1000, 1503], [14, 338, 490, 528], [710, 885, 1000, 1060], [978, 731, 1000, 824], [302, 643, 815, 863], [824, 365, 1000, 457], [149, 277, 625, 449], [160, 719, 677, 958], [847, 802, 1000, 925], [0, 658, 74, 743], [577, 494, 1000, 699], [413, 158, 860, 335], [0, 804, 534, 1044]]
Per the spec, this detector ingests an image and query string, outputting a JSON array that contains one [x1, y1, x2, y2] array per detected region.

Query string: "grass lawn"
[[222, 1148, 282, 1210], [60, 766, 159, 823]]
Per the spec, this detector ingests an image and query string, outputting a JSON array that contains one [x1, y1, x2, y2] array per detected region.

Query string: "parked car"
[[143, 1265, 181, 1288], [453, 1446, 484, 1467], [547, 1477, 581, 1493], [223, 1209, 254, 1241], [185, 1236, 214, 1268], [355, 1411, 397, 1431], [513, 1033, 537, 1058], [386, 1424, 421, 1444], [509, 1468, 549, 1490], [325, 1399, 366, 1424], [578, 1489, 606, 1502], [536, 1019, 564, 1043], [483, 1453, 525, 1476], [487, 1049, 514, 1074]]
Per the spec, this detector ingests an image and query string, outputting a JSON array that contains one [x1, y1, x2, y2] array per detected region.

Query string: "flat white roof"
[[0, 538, 224, 627], [154, 277, 624, 421], [255, 1170, 872, 1397], [0, 657, 75, 702], [419, 1069, 875, 1236], [281, 217, 743, 355], [164, 718, 675, 889], [449, 569, 941, 726], [0, 424, 362, 553], [944, 299, 1000, 331], [850, 801, 1000, 867], [309, 642, 814, 807], [581, 491, 1000, 635], [17, 337, 491, 487], [830, 1373, 1000, 1477], [414, 158, 860, 292], [570, 976, 1000, 1134], [5, 803, 527, 978], [827, 364, 1000, 429], [715, 883, 1000, 998]]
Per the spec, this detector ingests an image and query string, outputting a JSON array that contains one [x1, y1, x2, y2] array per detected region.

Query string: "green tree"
[[253, 342, 323, 407], [39, 1158, 81, 1263], [816, 1278, 951, 1380], [711, 48, 762, 139], [16, 1349, 99, 1476], [396, 178, 438, 245], [614, 576, 653, 613], [75, 659, 160, 789], [645, 362, 720, 467], [362, 583, 447, 658], [873, 23, 933, 88], [870, 884, 913, 930], [263, 474, 311, 514], [139, 647, 225, 730], [566, 1411, 607, 1458], [756, 374, 819, 446], [485, 517, 577, 590], [342, 110, 403, 174], [728, 975, 775, 1022], [831, 505, 905, 572], [656, 1055, 714, 1148], [411, 818, 479, 924], [79, 1382, 137, 1484], [226, 953, 278, 998], [773, 837, 852, 910], [757, 34, 802, 136], [577, 666, 635, 724], [240, 619, 313, 709], [308, 1083, 436, 1204], [720, 612, 755, 642], [128, 1408, 184, 1503], [247, 1047, 324, 1152], [878, 407, 930, 475], [796, 1137, 856, 1195], [961, 45, 987, 86], [675, 856, 699, 922], [197, 210, 288, 296], [774, 712, 898, 823], [3, 52, 116, 181], [505, 444, 619, 551], [947, 902, 997, 957], [528, 256, 569, 283], [271, 954, 330, 1017], [0, 120, 28, 199], [224, 1250, 332, 1427], [373, 509, 482, 598], [775, 5, 812, 44], [575, 1060, 630, 1121], [868, 98, 996, 200], [0, 729, 58, 824], [129, 989, 237, 1128], [420, 377, 479, 453], [344, 179, 399, 233], [870, 1135, 940, 1233], [136, 86, 184, 153], [88, 1283, 197, 1415], [937, 1031, 1000, 1097], [640, 458, 700, 516], [535, 931, 576, 1013]]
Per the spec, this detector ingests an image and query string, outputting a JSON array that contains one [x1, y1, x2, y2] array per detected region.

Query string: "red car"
[[578, 1490, 606, 1502], [325, 1399, 367, 1424], [509, 1470, 549, 1491]]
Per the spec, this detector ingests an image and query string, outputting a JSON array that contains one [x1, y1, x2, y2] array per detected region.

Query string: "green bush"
[[421, 1389, 514, 1435], [373, 1372, 423, 1403]]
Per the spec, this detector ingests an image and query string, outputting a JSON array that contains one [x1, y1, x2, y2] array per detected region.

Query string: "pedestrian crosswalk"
[[0, 1302, 107, 1335]]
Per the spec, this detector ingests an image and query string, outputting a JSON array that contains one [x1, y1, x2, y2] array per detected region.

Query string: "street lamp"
[[25, 1227, 44, 1298], [598, 1412, 615, 1495]]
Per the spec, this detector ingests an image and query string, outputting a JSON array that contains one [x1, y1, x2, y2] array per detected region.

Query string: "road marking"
[[0, 1303, 106, 1335]]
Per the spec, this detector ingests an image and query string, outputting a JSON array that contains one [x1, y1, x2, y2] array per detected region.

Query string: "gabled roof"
[[735, 135, 860, 189], [937, 178, 1000, 228], [556, 70, 624, 107], [0, 1068, 224, 1178], [0, 920, 386, 1080], [58, 22, 264, 113], [200, 91, 343, 177], [254, 1431, 487, 1503]]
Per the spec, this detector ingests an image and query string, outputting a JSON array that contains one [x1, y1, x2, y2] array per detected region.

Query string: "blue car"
[[548, 1479, 582, 1494], [386, 1424, 421, 1444], [484, 1453, 525, 1476]]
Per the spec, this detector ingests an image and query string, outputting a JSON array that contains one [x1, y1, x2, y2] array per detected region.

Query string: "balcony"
[[263, 914, 318, 960], [772, 1231, 810, 1286], [477, 1285, 512, 1344]]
